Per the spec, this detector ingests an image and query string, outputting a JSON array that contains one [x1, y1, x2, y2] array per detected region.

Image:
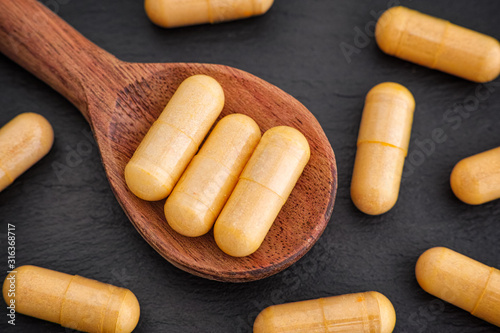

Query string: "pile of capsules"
[[1, 2, 500, 333], [124, 74, 310, 258]]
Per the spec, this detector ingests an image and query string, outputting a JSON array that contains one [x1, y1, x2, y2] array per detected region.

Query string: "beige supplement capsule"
[[376, 6, 500, 83], [165, 114, 261, 237], [125, 75, 224, 201], [145, 0, 274, 28], [3, 265, 140, 333], [351, 82, 415, 215], [450, 146, 500, 205], [0, 113, 53, 192], [253, 291, 396, 333], [416, 247, 500, 327], [214, 126, 310, 257]]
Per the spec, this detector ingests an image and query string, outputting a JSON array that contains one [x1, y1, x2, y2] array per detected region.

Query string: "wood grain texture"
[[0, 0, 337, 282]]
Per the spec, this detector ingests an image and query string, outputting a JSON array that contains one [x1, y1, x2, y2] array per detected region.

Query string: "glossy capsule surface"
[[3, 265, 140, 333], [165, 114, 261, 237], [376, 6, 500, 82], [125, 75, 224, 201], [0, 113, 53, 192], [416, 247, 500, 327], [351, 82, 415, 215], [145, 0, 274, 28], [450, 146, 500, 205], [214, 126, 310, 257], [253, 291, 396, 333]]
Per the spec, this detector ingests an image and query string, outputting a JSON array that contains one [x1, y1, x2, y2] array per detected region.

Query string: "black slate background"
[[1, 0, 499, 332]]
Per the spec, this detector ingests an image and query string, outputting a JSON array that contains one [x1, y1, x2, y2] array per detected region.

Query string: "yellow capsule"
[[3, 265, 140, 333], [145, 0, 274, 28], [165, 114, 261, 237], [450, 146, 500, 205], [351, 82, 415, 215], [214, 126, 310, 257], [253, 291, 396, 333], [0, 113, 53, 192], [125, 75, 224, 201], [376, 6, 500, 83], [416, 247, 500, 327]]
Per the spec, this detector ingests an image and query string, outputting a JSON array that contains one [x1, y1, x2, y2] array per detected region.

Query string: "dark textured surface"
[[0, 0, 499, 332]]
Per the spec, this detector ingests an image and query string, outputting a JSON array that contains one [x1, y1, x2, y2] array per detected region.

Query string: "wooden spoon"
[[0, 0, 337, 282]]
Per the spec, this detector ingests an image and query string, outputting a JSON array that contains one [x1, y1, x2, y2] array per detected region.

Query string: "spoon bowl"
[[0, 0, 337, 282]]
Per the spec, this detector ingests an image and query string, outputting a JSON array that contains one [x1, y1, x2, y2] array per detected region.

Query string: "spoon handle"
[[0, 0, 117, 122]]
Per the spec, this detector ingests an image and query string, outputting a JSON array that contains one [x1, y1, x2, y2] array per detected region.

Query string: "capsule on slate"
[[376, 6, 500, 82], [253, 291, 396, 333], [416, 247, 500, 327], [3, 265, 140, 333], [351, 82, 415, 215], [450, 146, 500, 205], [0, 113, 53, 192], [145, 0, 274, 28]]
